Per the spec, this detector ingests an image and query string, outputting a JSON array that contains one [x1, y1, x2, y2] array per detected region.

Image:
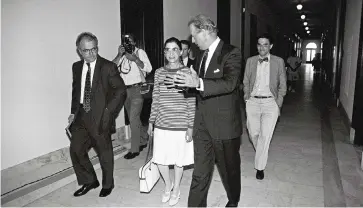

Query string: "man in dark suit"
[[175, 14, 243, 207], [67, 32, 126, 197], [181, 40, 195, 68]]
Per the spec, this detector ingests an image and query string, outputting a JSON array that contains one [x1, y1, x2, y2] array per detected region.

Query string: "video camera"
[[122, 34, 135, 54]]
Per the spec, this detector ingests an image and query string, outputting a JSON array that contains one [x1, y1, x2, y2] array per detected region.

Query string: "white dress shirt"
[[118, 47, 152, 86], [80, 59, 96, 103], [251, 54, 273, 97], [197, 37, 221, 91], [183, 57, 189, 66]]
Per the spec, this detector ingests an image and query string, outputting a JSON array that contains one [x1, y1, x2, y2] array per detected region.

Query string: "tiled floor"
[[24, 64, 363, 207]]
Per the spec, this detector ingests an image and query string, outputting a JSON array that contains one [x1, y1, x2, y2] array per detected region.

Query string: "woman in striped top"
[[147, 37, 195, 206]]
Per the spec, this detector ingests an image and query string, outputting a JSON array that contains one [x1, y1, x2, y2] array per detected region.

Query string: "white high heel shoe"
[[161, 183, 174, 203], [168, 190, 180, 206]]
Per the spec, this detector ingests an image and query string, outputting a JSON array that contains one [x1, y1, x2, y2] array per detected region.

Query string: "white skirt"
[[152, 128, 194, 167]]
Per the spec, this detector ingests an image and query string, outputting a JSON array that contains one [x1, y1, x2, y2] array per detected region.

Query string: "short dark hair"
[[257, 33, 274, 45], [188, 14, 218, 34], [123, 33, 136, 42], [164, 37, 182, 50], [76, 32, 98, 48], [180, 40, 191, 49]]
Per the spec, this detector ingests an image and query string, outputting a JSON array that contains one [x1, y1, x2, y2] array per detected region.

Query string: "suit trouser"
[[125, 85, 146, 153], [188, 127, 241, 207], [245, 97, 279, 170], [70, 107, 114, 189]]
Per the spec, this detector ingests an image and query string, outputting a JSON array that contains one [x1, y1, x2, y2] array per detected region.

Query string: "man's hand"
[[68, 114, 75, 124], [125, 53, 138, 62], [147, 124, 153, 136], [174, 66, 200, 88], [118, 45, 125, 55], [185, 128, 193, 142]]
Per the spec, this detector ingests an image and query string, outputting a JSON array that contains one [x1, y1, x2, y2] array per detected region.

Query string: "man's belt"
[[126, 83, 142, 88], [253, 96, 273, 99]]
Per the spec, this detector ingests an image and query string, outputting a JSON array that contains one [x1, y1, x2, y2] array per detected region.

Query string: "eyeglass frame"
[[80, 47, 98, 54]]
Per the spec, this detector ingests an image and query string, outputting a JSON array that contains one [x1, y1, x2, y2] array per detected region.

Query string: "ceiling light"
[[301, 15, 306, 20], [296, 4, 303, 10], [303, 22, 308, 26], [305, 27, 309, 30], [307, 31, 310, 34]]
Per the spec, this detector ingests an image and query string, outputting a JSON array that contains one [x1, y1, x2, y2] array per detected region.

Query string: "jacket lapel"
[[250, 56, 258, 84], [269, 55, 277, 86], [205, 40, 224, 78], [91, 56, 102, 95]]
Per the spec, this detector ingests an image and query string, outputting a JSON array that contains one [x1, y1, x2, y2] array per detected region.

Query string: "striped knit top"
[[149, 66, 196, 131]]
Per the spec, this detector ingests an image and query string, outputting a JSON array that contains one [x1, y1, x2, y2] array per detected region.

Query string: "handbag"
[[138, 135, 160, 193]]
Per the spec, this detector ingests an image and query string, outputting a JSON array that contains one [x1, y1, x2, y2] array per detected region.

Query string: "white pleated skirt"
[[152, 128, 194, 167]]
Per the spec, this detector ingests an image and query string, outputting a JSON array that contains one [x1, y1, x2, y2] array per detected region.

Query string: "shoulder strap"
[[145, 135, 153, 163]]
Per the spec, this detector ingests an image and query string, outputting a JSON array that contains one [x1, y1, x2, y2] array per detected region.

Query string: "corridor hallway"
[[23, 64, 363, 207]]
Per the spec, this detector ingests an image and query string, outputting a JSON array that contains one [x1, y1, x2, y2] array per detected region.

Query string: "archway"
[[305, 42, 317, 62]]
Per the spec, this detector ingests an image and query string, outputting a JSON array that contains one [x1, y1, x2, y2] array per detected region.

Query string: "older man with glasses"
[[68, 32, 126, 198]]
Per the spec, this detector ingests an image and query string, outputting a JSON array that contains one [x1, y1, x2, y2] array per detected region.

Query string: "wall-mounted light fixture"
[[307, 31, 310, 34], [305, 27, 309, 30], [303, 22, 308, 26], [301, 15, 306, 20], [296, 4, 303, 10]]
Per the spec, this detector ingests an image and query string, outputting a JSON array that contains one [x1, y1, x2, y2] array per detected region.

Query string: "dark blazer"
[[71, 55, 127, 132], [193, 40, 243, 140], [186, 58, 196, 68]]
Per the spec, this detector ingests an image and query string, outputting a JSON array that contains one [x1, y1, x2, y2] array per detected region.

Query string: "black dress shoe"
[[124, 152, 140, 159], [99, 187, 113, 197], [139, 144, 147, 152], [256, 170, 264, 180], [73, 181, 100, 197], [226, 201, 238, 207]]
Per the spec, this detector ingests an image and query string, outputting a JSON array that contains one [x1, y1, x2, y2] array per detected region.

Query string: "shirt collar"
[[258, 54, 270, 62], [207, 37, 220, 55], [84, 58, 97, 69]]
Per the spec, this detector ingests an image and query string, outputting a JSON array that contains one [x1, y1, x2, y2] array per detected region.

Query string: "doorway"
[[305, 42, 318, 62], [120, 0, 164, 125]]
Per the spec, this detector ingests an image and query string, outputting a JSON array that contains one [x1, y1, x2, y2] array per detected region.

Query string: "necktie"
[[83, 63, 91, 112], [199, 49, 209, 78], [258, 57, 268, 63]]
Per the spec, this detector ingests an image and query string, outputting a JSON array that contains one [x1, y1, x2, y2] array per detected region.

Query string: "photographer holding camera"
[[112, 33, 152, 160]]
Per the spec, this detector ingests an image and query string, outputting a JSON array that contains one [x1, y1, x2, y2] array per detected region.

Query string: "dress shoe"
[[226, 201, 238, 207], [256, 170, 264, 180], [124, 152, 140, 159], [99, 187, 113, 197], [139, 144, 147, 152], [73, 181, 100, 197]]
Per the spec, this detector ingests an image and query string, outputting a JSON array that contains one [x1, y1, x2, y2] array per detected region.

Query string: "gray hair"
[[76, 32, 98, 48], [188, 14, 218, 34]]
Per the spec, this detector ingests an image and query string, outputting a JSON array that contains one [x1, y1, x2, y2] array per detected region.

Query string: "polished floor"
[[25, 64, 363, 207]]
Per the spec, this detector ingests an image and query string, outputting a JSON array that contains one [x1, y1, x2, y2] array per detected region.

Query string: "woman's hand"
[[147, 124, 153, 136], [185, 128, 193, 142]]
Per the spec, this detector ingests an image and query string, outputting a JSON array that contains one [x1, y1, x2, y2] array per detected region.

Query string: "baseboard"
[[338, 101, 351, 133], [1, 126, 129, 206]]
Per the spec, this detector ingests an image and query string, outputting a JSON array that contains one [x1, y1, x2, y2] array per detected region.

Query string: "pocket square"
[[214, 69, 220, 73]]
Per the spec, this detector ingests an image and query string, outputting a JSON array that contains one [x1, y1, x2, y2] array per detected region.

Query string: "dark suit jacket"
[[186, 58, 196, 68], [193, 40, 243, 140], [71, 55, 127, 133]]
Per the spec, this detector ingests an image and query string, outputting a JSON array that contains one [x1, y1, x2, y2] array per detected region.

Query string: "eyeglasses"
[[164, 48, 180, 54], [81, 47, 98, 54]]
